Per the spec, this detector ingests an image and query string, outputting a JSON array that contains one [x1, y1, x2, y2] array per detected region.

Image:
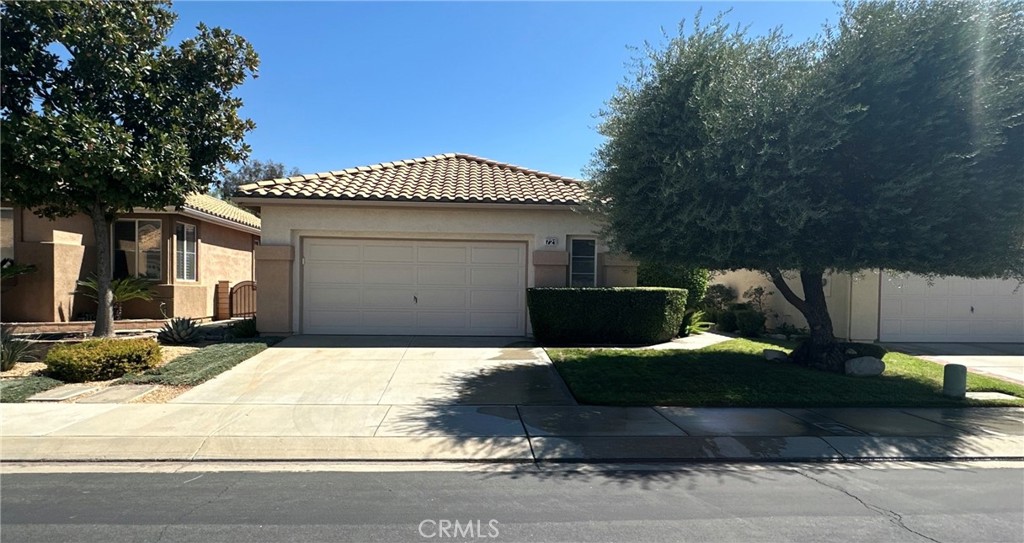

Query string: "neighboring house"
[[1, 194, 260, 323], [716, 270, 1024, 343], [234, 153, 637, 336]]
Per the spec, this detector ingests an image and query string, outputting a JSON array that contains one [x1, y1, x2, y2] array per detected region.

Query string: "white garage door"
[[879, 273, 1024, 342], [302, 238, 526, 336]]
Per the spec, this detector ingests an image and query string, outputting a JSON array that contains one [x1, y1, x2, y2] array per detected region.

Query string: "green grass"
[[0, 376, 64, 403], [118, 338, 279, 386], [548, 338, 1024, 407]]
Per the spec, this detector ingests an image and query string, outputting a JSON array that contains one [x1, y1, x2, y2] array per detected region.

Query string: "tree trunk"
[[767, 269, 845, 373], [90, 205, 115, 337]]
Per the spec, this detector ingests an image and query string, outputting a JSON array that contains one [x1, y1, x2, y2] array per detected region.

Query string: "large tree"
[[215, 159, 299, 200], [1, 0, 259, 336], [592, 1, 1024, 371]]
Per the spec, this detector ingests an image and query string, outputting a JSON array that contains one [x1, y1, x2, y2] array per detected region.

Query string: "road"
[[1, 462, 1022, 542]]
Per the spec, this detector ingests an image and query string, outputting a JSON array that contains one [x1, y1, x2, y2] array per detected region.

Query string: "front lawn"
[[0, 376, 64, 403], [118, 338, 279, 386], [548, 339, 1024, 407]]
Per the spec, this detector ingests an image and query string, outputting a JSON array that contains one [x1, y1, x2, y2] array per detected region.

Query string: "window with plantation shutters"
[[176, 223, 197, 281]]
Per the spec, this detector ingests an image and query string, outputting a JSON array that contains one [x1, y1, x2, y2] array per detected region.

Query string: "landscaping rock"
[[763, 349, 790, 362], [845, 356, 885, 377], [767, 334, 788, 340], [845, 348, 858, 356]]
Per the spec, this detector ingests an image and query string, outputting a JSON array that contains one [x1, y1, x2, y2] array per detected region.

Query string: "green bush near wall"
[[527, 287, 688, 345], [45, 338, 161, 383]]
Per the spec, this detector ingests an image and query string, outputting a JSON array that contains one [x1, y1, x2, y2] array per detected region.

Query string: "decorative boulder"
[[768, 334, 788, 340], [844, 348, 858, 356], [763, 349, 790, 362], [845, 356, 885, 377]]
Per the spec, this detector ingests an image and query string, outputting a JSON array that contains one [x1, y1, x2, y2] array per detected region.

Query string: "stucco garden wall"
[[712, 269, 863, 341]]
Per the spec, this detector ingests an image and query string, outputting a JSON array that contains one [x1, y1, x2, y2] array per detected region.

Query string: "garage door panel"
[[363, 266, 416, 285], [470, 312, 521, 330], [305, 242, 361, 262], [879, 272, 1024, 342], [302, 239, 525, 336], [363, 244, 415, 262], [472, 247, 522, 265], [305, 288, 362, 310], [471, 267, 520, 287], [307, 264, 361, 285], [362, 288, 415, 309], [363, 311, 417, 328], [417, 267, 469, 286], [416, 311, 469, 329], [418, 246, 468, 263], [470, 289, 520, 310], [415, 289, 468, 309]]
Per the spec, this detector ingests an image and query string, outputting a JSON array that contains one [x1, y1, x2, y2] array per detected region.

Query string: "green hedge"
[[45, 338, 161, 383], [527, 287, 688, 345]]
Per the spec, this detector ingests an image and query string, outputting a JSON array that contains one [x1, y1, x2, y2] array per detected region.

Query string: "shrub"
[[229, 318, 258, 339], [742, 286, 774, 314], [45, 338, 161, 383], [718, 310, 739, 333], [701, 284, 737, 311], [1, 328, 37, 371], [678, 309, 713, 337], [735, 310, 766, 337], [158, 317, 201, 345], [527, 287, 687, 345], [637, 263, 709, 309]]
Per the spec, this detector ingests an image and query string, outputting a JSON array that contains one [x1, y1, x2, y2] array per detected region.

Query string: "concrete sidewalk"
[[2, 404, 1021, 463]]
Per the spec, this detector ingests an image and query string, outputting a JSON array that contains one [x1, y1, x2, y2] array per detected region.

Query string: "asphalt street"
[[1, 463, 1022, 543]]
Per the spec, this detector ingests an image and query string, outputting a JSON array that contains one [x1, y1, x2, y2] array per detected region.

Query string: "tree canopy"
[[591, 1, 1023, 370], [1, 0, 259, 336], [216, 159, 300, 199]]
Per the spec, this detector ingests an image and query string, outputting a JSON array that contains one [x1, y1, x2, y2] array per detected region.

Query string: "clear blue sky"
[[171, 1, 842, 179]]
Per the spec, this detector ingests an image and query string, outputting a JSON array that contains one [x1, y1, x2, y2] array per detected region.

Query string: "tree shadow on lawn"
[[390, 350, 1021, 480]]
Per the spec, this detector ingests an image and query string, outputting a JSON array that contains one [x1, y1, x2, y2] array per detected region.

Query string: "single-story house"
[[716, 270, 1024, 343], [1, 193, 261, 324], [234, 153, 638, 336]]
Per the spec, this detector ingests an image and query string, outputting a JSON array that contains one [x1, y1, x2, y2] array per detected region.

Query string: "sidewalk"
[[2, 403, 1021, 463]]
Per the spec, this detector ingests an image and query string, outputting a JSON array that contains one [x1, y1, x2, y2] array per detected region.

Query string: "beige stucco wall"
[[712, 269, 857, 340], [2, 207, 256, 323], [254, 202, 627, 334]]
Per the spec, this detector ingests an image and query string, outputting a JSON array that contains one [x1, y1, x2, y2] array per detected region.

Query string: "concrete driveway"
[[884, 342, 1024, 385], [171, 335, 576, 406]]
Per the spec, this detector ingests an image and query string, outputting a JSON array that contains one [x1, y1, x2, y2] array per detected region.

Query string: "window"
[[1, 208, 13, 261], [569, 238, 596, 287], [113, 219, 162, 280], [176, 223, 197, 281]]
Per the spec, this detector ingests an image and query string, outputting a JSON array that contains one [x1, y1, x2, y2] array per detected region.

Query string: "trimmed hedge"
[[45, 338, 161, 383], [735, 310, 766, 337], [527, 287, 687, 345]]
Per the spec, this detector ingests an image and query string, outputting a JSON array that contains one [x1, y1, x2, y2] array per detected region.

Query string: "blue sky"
[[171, 1, 842, 179]]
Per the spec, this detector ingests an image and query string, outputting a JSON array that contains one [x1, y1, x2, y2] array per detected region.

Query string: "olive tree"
[[1, 0, 259, 336], [591, 2, 1023, 371]]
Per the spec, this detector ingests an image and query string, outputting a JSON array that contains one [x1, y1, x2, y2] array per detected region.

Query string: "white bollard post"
[[943, 364, 967, 399]]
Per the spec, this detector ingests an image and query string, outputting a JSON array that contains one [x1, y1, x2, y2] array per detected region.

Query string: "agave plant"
[[157, 317, 202, 345], [75, 275, 155, 320], [1, 327, 37, 372]]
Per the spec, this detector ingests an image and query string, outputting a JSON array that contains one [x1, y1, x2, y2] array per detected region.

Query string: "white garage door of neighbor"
[[302, 239, 527, 336], [879, 273, 1024, 343]]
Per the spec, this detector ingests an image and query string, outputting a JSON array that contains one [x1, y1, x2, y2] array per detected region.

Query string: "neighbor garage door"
[[302, 238, 526, 335], [879, 273, 1024, 342]]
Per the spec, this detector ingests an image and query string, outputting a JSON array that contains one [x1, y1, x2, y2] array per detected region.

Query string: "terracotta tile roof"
[[183, 193, 261, 230], [235, 153, 590, 206]]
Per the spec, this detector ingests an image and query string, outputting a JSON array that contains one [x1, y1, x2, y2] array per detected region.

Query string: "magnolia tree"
[[591, 1, 1024, 371], [1, 0, 259, 336]]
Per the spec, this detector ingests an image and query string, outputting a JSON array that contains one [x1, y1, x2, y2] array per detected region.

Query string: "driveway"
[[171, 335, 576, 406], [884, 342, 1024, 385]]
